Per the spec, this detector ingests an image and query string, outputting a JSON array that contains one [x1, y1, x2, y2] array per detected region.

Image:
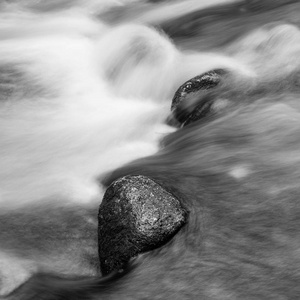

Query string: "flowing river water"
[[1, 0, 300, 298]]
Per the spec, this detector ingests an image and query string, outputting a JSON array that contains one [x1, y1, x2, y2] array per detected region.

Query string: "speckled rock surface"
[[171, 69, 227, 126], [98, 175, 187, 275]]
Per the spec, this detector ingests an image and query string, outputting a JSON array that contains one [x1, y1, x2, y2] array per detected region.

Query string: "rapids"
[[2, 0, 300, 298], [0, 0, 250, 209]]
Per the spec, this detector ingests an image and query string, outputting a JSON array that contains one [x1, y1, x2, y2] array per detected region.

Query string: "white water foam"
[[0, 1, 252, 210]]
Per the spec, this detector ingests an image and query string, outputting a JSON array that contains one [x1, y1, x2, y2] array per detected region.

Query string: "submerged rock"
[[98, 175, 187, 275], [171, 69, 227, 126]]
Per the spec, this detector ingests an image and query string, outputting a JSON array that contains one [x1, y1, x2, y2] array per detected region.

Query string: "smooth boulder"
[[171, 69, 227, 126]]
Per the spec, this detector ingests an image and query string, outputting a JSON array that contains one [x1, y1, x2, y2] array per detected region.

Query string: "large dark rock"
[[98, 175, 187, 275], [170, 69, 227, 126]]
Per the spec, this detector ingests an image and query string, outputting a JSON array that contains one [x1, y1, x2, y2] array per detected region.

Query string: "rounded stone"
[[98, 175, 187, 275], [171, 69, 227, 126]]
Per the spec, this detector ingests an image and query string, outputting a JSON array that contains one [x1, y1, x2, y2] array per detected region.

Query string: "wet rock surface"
[[98, 175, 187, 275], [171, 69, 227, 126]]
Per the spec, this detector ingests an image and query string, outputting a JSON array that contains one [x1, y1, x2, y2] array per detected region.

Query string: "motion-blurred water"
[[0, 0, 249, 209], [2, 0, 300, 298]]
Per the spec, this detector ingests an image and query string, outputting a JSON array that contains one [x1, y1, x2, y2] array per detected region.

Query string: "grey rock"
[[98, 175, 187, 275], [171, 69, 227, 126]]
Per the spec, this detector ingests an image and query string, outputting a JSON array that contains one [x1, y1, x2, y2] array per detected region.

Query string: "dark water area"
[[160, 0, 300, 50], [1, 0, 300, 299]]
